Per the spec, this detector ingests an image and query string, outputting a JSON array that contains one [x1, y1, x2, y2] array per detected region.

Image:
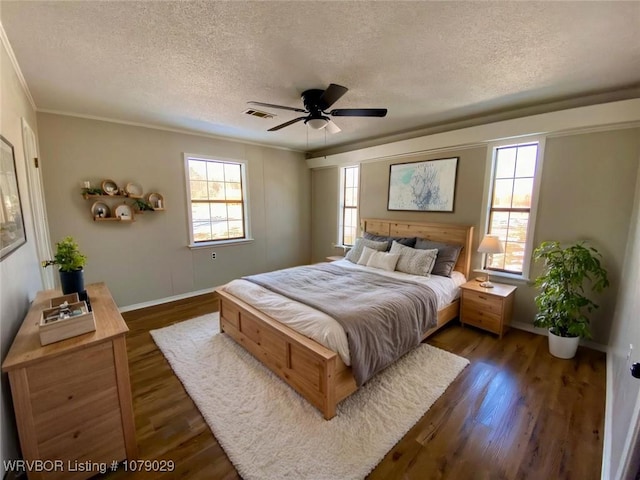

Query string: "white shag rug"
[[150, 313, 469, 480]]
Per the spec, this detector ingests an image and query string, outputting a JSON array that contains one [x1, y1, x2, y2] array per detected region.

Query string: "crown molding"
[[37, 109, 304, 153], [0, 21, 36, 111], [306, 99, 640, 169]]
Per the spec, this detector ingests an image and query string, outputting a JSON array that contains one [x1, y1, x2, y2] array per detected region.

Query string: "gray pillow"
[[345, 237, 388, 263], [363, 232, 417, 251], [415, 239, 463, 277], [389, 241, 438, 276]]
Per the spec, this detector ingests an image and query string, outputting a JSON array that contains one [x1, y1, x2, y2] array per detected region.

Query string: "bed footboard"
[[215, 289, 356, 419], [214, 290, 460, 420]]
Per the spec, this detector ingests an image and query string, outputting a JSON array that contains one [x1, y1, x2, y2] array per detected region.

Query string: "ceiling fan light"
[[307, 118, 328, 130]]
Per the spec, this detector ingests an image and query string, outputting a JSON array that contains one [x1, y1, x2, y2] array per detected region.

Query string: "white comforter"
[[219, 259, 466, 366]]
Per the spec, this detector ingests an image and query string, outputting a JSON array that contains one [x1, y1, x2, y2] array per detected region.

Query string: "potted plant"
[[43, 236, 87, 294], [533, 241, 609, 359]]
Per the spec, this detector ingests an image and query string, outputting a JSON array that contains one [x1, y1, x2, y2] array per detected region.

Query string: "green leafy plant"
[[132, 198, 154, 211], [42, 237, 87, 272], [533, 241, 609, 339], [81, 187, 104, 196]]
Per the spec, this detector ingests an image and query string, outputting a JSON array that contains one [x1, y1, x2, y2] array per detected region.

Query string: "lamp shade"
[[306, 118, 328, 130], [478, 235, 504, 254]]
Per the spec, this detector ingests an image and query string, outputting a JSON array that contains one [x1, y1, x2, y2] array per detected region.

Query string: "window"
[[482, 139, 544, 278], [339, 165, 359, 246], [184, 154, 249, 245]]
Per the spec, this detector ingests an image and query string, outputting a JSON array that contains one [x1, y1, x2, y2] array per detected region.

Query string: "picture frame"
[[387, 157, 459, 212], [0, 135, 27, 260]]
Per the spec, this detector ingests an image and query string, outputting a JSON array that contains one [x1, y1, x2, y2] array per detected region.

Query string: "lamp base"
[[479, 280, 495, 288]]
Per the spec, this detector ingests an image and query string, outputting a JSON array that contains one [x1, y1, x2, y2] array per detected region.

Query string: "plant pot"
[[548, 328, 580, 359], [59, 269, 84, 295]]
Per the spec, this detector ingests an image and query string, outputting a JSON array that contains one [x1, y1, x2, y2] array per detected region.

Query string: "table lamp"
[[477, 235, 504, 288]]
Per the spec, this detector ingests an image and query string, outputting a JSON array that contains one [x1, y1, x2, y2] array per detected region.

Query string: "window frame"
[[183, 153, 252, 248], [338, 164, 360, 247], [479, 136, 546, 281]]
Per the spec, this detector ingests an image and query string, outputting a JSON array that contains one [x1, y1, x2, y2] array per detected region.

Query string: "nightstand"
[[459, 280, 517, 338], [326, 255, 345, 262]]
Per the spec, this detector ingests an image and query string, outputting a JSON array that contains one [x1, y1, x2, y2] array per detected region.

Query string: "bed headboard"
[[360, 218, 474, 278]]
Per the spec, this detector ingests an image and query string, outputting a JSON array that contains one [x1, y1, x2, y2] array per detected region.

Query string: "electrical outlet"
[[211, 252, 217, 260]]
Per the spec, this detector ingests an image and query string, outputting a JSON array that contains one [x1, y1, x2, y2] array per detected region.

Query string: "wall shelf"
[[82, 179, 165, 223], [83, 193, 127, 200], [93, 217, 131, 222]]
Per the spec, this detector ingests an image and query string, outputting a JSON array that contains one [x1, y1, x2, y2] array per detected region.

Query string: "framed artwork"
[[0, 135, 27, 260], [387, 157, 459, 212]]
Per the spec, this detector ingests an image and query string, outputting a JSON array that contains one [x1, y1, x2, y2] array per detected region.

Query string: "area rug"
[[150, 313, 469, 480]]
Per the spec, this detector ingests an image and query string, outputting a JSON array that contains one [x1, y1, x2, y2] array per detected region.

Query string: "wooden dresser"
[[460, 280, 517, 338], [2, 283, 137, 480]]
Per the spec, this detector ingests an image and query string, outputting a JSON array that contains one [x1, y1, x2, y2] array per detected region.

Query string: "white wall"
[[0, 38, 44, 475], [310, 127, 640, 345], [605, 159, 640, 479], [36, 114, 310, 308]]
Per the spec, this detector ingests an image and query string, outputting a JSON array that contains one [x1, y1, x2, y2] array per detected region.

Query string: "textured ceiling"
[[1, 1, 639, 153]]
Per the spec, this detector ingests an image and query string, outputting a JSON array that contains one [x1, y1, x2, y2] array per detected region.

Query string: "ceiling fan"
[[248, 83, 387, 134]]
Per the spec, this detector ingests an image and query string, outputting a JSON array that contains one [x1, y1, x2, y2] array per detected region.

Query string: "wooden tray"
[[49, 293, 79, 308], [39, 301, 95, 346]]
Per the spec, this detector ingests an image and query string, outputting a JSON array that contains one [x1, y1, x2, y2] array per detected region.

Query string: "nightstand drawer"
[[462, 289, 504, 315], [461, 308, 501, 332]]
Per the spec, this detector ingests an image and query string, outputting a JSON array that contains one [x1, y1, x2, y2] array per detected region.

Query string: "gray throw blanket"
[[243, 263, 438, 386]]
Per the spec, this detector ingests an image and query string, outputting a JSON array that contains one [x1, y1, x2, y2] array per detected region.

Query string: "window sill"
[[472, 269, 531, 285], [188, 238, 254, 249]]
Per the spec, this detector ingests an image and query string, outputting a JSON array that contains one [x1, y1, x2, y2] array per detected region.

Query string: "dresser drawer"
[[28, 342, 116, 415], [38, 409, 126, 480], [462, 289, 504, 315]]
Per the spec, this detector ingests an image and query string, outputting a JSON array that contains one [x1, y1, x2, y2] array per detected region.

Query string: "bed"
[[214, 218, 473, 419]]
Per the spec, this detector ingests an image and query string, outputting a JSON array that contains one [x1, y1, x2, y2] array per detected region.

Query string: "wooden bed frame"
[[215, 218, 473, 419]]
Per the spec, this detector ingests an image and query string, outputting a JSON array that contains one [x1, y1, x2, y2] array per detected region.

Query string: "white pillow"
[[344, 237, 388, 263], [389, 241, 438, 276], [366, 251, 400, 272], [357, 246, 377, 266]]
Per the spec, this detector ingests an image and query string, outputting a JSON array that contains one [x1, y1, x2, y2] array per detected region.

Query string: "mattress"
[[219, 259, 466, 366]]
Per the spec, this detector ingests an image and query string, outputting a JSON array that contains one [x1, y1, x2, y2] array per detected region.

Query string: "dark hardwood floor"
[[101, 294, 605, 480]]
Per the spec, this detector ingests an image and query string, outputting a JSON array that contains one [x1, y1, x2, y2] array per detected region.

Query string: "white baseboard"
[[510, 320, 546, 335], [510, 321, 608, 352], [118, 287, 216, 313]]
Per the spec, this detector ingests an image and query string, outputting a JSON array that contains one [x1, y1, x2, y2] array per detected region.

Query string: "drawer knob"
[[478, 295, 487, 300]]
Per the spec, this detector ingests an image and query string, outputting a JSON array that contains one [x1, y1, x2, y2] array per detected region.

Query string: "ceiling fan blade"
[[325, 120, 341, 134], [317, 84, 349, 111], [267, 116, 307, 131], [248, 101, 307, 113], [329, 108, 388, 117]]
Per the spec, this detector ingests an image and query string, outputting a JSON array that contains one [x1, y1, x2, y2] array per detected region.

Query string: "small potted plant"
[[43, 237, 87, 294], [533, 241, 609, 359]]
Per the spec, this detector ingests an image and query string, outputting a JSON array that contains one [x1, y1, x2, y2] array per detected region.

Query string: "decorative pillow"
[[363, 232, 417, 251], [344, 237, 388, 263], [415, 239, 463, 277], [357, 246, 378, 266], [390, 241, 438, 276], [366, 251, 400, 272]]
